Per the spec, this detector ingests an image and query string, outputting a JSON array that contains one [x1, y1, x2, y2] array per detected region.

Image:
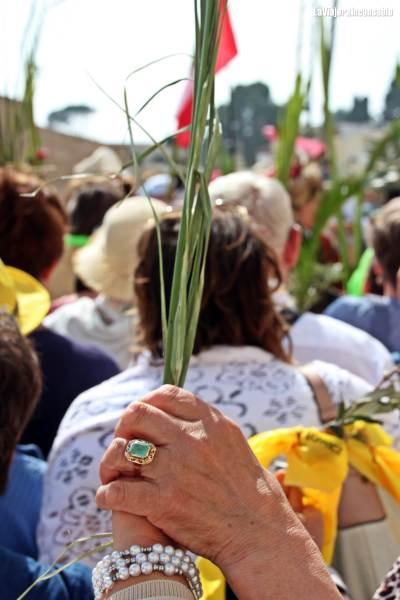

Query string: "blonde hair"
[[208, 172, 293, 254]]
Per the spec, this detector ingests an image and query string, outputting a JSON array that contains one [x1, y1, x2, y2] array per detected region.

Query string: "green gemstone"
[[128, 440, 151, 459]]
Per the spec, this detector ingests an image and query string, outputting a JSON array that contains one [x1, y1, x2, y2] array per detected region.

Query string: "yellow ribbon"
[[199, 421, 400, 600]]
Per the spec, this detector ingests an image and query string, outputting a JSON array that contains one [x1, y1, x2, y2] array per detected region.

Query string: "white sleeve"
[[109, 580, 195, 600], [311, 360, 372, 406]]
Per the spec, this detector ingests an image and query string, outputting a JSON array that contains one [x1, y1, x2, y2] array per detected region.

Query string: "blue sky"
[[2, 0, 400, 144]]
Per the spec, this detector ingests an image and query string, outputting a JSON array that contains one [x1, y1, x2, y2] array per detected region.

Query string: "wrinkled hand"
[[96, 385, 290, 573]]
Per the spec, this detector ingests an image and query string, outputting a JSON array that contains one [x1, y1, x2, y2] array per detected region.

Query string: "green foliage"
[[320, 16, 337, 177], [0, 7, 42, 165], [293, 176, 362, 310], [327, 368, 400, 436], [291, 17, 400, 310], [396, 62, 400, 88], [216, 141, 235, 175], [275, 74, 307, 186], [291, 261, 344, 313], [162, 0, 223, 386], [119, 1, 223, 386]]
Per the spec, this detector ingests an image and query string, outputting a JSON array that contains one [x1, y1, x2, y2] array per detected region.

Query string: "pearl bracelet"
[[92, 543, 202, 599]]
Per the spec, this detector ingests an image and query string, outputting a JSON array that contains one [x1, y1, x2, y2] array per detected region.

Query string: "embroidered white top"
[[37, 345, 399, 567]]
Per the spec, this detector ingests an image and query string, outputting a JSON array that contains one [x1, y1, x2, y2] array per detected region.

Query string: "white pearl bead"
[[181, 562, 189, 572], [118, 567, 130, 580], [116, 558, 126, 568], [104, 579, 113, 589], [160, 552, 170, 563], [164, 562, 176, 576], [129, 563, 141, 577], [130, 544, 141, 555], [175, 549, 184, 558], [141, 561, 153, 575], [135, 552, 147, 564], [111, 550, 121, 560], [152, 543, 164, 554], [148, 551, 160, 563], [188, 567, 196, 577], [182, 555, 191, 563], [171, 556, 181, 566], [164, 545, 174, 555]]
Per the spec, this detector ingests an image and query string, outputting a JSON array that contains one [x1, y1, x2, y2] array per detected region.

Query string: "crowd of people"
[[0, 162, 400, 599]]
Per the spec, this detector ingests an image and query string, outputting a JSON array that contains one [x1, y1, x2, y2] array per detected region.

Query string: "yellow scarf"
[[199, 421, 400, 600]]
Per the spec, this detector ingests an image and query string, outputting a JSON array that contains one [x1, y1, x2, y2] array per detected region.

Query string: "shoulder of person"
[[292, 312, 393, 385], [39, 327, 120, 373], [15, 445, 47, 475], [324, 296, 386, 336], [325, 294, 375, 316], [44, 296, 95, 324], [307, 359, 372, 403], [301, 311, 390, 352]]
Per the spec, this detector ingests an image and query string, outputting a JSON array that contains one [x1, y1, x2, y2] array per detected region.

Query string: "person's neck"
[[383, 281, 398, 299]]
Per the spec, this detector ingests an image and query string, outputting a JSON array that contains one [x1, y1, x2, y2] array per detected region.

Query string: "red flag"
[[176, 7, 238, 148]]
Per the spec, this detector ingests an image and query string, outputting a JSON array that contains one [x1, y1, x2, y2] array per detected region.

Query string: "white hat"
[[73, 197, 169, 302], [74, 147, 122, 175], [209, 172, 294, 254]]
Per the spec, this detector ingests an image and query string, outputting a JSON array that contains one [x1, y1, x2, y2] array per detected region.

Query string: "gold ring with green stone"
[[124, 439, 157, 465]]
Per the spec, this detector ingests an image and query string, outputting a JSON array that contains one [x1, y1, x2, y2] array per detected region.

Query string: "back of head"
[[135, 211, 290, 361], [0, 168, 67, 279], [67, 181, 123, 236], [0, 311, 42, 493], [371, 197, 400, 288], [208, 172, 294, 255]]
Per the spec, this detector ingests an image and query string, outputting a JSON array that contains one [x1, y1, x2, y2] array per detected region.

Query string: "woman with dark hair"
[[39, 210, 377, 567], [135, 212, 290, 362], [0, 168, 120, 456]]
